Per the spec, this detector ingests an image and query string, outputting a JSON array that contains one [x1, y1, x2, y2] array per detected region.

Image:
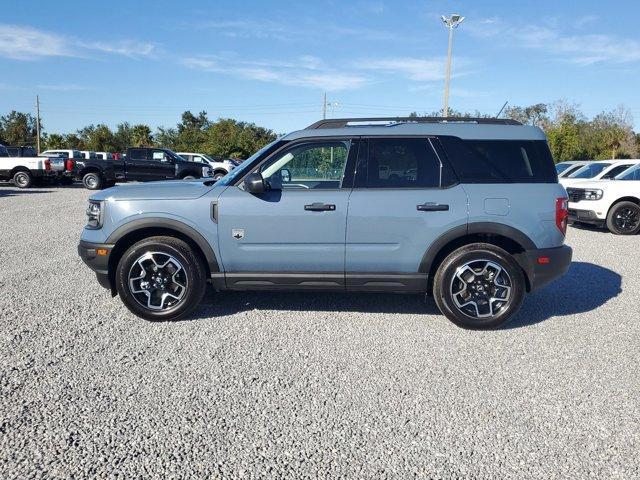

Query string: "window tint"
[[438, 137, 557, 183], [569, 162, 609, 179], [129, 149, 147, 160], [0, 145, 8, 157], [601, 164, 632, 179], [618, 165, 640, 180], [359, 138, 441, 188], [555, 162, 573, 174], [260, 141, 349, 190], [559, 164, 583, 177]]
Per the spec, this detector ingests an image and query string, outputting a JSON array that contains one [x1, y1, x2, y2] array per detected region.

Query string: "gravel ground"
[[0, 184, 638, 479]]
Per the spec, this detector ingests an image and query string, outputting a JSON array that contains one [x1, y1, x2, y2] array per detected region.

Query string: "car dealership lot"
[[1, 185, 638, 478]]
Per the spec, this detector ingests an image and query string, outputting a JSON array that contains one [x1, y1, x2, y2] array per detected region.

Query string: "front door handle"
[[417, 202, 449, 212], [304, 202, 336, 212]]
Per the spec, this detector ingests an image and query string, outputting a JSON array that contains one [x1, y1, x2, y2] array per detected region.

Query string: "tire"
[[82, 172, 103, 190], [433, 243, 526, 329], [182, 175, 197, 180], [115, 236, 207, 321], [606, 201, 640, 235], [13, 171, 33, 188], [213, 172, 225, 180]]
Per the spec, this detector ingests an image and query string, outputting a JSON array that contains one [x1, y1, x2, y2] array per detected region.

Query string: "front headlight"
[[86, 200, 103, 229], [203, 167, 213, 177], [584, 189, 603, 200]]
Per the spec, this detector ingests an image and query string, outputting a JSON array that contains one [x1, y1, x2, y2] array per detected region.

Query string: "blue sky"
[[1, 0, 639, 134]]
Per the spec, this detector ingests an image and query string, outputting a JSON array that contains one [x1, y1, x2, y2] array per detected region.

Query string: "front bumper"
[[515, 245, 573, 291], [568, 208, 604, 224], [78, 240, 113, 290]]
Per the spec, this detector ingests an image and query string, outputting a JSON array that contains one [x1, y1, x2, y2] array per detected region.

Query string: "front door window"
[[259, 141, 350, 190]]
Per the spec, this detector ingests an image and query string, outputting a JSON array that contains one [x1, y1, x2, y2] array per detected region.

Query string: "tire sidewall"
[[83, 172, 102, 190], [607, 202, 640, 235], [13, 171, 32, 188], [213, 173, 225, 180], [434, 245, 525, 329], [183, 175, 197, 180], [115, 239, 205, 321]]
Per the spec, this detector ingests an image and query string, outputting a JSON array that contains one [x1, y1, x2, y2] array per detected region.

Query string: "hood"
[[90, 180, 218, 201], [563, 180, 609, 190]]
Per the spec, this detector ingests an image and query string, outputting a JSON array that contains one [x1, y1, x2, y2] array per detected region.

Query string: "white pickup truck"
[[176, 152, 238, 180], [567, 163, 640, 235], [0, 144, 61, 188]]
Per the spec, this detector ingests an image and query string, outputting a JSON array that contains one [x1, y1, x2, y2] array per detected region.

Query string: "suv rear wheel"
[[115, 236, 207, 321], [433, 243, 525, 329], [606, 201, 640, 235]]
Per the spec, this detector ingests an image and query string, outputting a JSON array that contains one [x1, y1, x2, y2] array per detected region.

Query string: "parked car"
[[111, 147, 213, 182], [0, 145, 58, 188], [177, 152, 235, 180], [559, 160, 640, 187], [78, 116, 572, 329], [96, 152, 114, 160], [557, 161, 591, 178], [567, 163, 640, 235], [40, 149, 116, 189], [80, 151, 98, 160]]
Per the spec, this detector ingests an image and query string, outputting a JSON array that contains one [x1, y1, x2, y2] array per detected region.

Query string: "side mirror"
[[243, 172, 266, 194]]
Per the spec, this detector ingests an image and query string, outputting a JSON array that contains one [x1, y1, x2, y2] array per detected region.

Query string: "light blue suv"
[[78, 117, 572, 328]]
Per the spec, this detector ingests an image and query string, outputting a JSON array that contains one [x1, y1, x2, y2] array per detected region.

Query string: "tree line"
[[0, 110, 277, 160], [2, 102, 639, 162]]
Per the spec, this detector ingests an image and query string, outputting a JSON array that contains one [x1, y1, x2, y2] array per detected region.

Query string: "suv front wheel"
[[115, 236, 207, 321], [433, 243, 525, 329], [606, 201, 640, 235]]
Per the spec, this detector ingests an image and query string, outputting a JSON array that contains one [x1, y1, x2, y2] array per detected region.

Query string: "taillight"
[[44, 159, 51, 171], [65, 159, 75, 171], [556, 197, 568, 235]]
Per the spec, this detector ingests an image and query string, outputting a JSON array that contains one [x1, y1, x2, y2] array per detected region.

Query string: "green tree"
[[504, 103, 549, 126], [0, 110, 39, 145], [130, 124, 153, 147], [45, 133, 66, 149]]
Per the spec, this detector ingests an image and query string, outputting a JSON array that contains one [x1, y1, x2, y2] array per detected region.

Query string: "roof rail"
[[305, 116, 522, 129]]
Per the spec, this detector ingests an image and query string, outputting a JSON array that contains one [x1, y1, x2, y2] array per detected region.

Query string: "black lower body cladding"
[[515, 245, 573, 291]]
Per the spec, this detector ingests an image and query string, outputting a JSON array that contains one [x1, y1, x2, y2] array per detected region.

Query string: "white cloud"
[[468, 19, 640, 65], [0, 23, 158, 61], [81, 40, 157, 58], [182, 55, 368, 91], [361, 57, 473, 82], [0, 24, 75, 60]]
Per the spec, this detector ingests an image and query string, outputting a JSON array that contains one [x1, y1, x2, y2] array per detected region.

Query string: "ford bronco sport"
[[78, 117, 572, 329]]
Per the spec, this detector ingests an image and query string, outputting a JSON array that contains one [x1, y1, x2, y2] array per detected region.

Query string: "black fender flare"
[[106, 217, 220, 273], [419, 222, 537, 274]]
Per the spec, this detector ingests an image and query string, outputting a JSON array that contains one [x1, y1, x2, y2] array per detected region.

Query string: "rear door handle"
[[304, 202, 336, 212], [417, 202, 449, 212]]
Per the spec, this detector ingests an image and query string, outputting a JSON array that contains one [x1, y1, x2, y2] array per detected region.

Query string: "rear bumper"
[[515, 245, 573, 291], [78, 240, 113, 290]]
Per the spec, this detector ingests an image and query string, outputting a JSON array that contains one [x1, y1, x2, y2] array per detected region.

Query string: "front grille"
[[565, 188, 585, 203]]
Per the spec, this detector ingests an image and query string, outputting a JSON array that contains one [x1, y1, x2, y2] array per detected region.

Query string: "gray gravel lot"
[[0, 184, 638, 478]]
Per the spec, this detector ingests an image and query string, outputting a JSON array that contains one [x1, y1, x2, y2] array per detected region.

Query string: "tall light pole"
[[322, 92, 340, 119], [441, 13, 465, 118]]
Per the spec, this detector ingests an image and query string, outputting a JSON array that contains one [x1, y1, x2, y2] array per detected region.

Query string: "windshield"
[[216, 139, 284, 187], [569, 162, 609, 179], [616, 164, 640, 180]]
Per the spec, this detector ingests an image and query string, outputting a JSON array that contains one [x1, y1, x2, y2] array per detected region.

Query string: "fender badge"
[[232, 229, 245, 240]]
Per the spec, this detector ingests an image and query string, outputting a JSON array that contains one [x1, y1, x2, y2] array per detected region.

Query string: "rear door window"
[[438, 136, 557, 183], [356, 138, 441, 188], [129, 149, 147, 160], [601, 164, 633, 179]]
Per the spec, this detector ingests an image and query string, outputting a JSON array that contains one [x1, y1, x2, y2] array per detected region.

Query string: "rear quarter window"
[[438, 136, 557, 183]]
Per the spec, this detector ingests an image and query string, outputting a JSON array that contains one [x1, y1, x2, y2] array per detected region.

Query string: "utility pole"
[[322, 92, 340, 119], [441, 14, 465, 118], [322, 92, 327, 119], [35, 95, 41, 154]]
